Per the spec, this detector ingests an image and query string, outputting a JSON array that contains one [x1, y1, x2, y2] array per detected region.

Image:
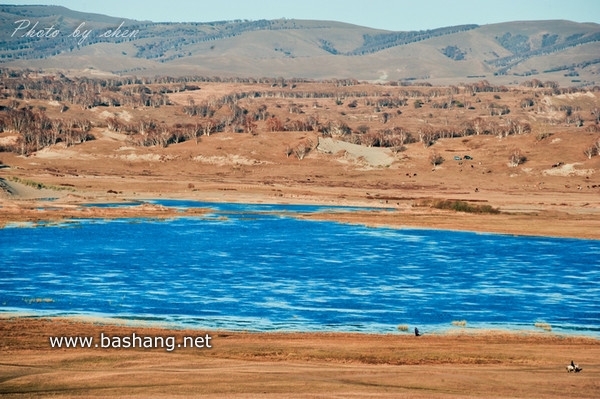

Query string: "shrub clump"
[[418, 199, 500, 214]]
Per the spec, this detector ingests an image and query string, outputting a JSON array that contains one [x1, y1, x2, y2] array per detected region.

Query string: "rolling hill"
[[1, 5, 599, 85]]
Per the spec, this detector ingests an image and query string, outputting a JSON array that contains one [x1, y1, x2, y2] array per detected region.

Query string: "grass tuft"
[[451, 320, 467, 327], [8, 176, 74, 191], [534, 321, 552, 332]]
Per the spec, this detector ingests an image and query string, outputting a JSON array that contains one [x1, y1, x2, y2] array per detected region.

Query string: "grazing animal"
[[567, 360, 583, 373], [414, 327, 421, 337]]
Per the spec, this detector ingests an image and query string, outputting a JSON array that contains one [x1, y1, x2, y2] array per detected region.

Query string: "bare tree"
[[285, 119, 310, 132], [324, 120, 351, 137], [139, 119, 157, 135], [293, 139, 313, 160], [75, 119, 91, 133], [243, 115, 257, 135], [361, 131, 381, 147], [583, 146, 596, 159], [387, 135, 406, 153], [419, 126, 437, 147], [106, 116, 124, 132], [429, 151, 444, 167], [285, 145, 293, 158], [305, 115, 320, 132], [294, 143, 309, 160], [592, 107, 600, 124], [472, 117, 484, 135], [255, 104, 269, 120], [356, 124, 370, 134], [266, 116, 284, 132], [202, 119, 217, 136], [182, 123, 201, 144], [157, 124, 174, 147], [509, 148, 527, 167], [7, 108, 34, 133]]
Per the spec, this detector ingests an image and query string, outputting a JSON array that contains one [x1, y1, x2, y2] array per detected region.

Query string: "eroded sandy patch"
[[317, 137, 395, 168], [543, 163, 595, 177], [193, 154, 270, 166]]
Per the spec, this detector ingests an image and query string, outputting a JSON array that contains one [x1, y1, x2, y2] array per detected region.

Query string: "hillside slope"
[[1, 5, 599, 85]]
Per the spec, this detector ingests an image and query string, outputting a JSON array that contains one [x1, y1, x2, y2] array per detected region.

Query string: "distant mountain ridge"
[[1, 5, 599, 86]]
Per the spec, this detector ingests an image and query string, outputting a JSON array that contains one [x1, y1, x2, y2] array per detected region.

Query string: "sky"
[[6, 0, 600, 31]]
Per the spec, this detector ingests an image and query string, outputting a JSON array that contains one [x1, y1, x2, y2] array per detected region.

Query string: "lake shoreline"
[[2, 311, 596, 339], [2, 169, 600, 239], [1, 194, 599, 240]]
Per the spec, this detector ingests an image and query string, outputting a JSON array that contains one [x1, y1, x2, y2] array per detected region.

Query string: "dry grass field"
[[1, 318, 599, 398]]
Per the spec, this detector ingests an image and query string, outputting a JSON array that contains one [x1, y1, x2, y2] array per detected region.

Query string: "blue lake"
[[1, 200, 599, 336]]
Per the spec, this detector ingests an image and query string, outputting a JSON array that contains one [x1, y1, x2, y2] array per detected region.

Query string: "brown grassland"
[[1, 317, 599, 398], [1, 74, 599, 397]]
